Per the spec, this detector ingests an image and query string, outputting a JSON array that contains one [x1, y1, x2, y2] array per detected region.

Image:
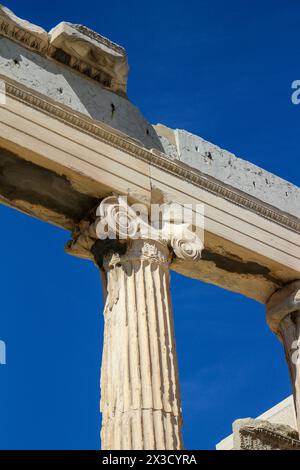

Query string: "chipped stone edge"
[[155, 124, 300, 223], [0, 6, 127, 93], [48, 22, 128, 94], [233, 418, 300, 450], [0, 5, 48, 54], [49, 22, 126, 57]]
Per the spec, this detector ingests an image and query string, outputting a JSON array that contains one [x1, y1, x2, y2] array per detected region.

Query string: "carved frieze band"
[[2, 77, 300, 235], [0, 15, 48, 54]]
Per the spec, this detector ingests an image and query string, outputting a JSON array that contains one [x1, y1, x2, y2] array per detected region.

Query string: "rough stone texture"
[[3, 76, 297, 304], [155, 124, 300, 221], [1, 4, 299, 222], [0, 37, 162, 150], [49, 22, 128, 94], [232, 419, 300, 450], [0, 5, 48, 53], [0, 147, 97, 229], [0, 3, 162, 151], [1, 5, 299, 221], [0, 5, 299, 453], [216, 395, 297, 449], [0, 5, 128, 94], [65, 195, 201, 449]]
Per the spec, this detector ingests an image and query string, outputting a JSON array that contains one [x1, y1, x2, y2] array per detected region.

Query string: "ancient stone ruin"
[[0, 5, 299, 449]]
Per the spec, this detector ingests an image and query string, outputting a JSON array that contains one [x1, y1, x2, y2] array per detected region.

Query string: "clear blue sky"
[[0, 0, 299, 450]]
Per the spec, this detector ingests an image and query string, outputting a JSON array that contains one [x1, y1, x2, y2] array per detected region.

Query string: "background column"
[[266, 281, 300, 434]]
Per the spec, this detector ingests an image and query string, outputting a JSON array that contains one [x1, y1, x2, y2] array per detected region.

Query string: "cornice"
[[2, 77, 300, 235], [0, 11, 48, 54], [0, 7, 127, 93], [70, 24, 125, 56]]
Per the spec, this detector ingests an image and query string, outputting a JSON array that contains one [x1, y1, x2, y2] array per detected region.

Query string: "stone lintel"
[[266, 280, 300, 334]]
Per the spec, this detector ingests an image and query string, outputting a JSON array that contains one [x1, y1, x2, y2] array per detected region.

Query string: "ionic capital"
[[65, 195, 204, 264], [266, 281, 300, 335]]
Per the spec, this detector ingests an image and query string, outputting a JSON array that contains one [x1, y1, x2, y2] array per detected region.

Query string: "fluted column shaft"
[[97, 238, 183, 450], [66, 194, 203, 449], [266, 281, 300, 434]]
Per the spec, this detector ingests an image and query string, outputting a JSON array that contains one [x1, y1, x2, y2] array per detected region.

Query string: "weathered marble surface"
[[66, 196, 188, 450], [233, 419, 300, 450], [0, 37, 162, 151], [0, 4, 300, 453], [1, 4, 299, 223], [98, 239, 183, 450], [216, 395, 297, 449], [155, 124, 300, 221], [0, 5, 48, 53], [0, 5, 162, 150], [49, 22, 128, 94], [0, 5, 128, 94]]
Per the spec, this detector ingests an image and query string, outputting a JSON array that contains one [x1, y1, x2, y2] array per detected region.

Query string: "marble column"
[[94, 238, 183, 450], [66, 195, 203, 450], [266, 281, 300, 434]]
